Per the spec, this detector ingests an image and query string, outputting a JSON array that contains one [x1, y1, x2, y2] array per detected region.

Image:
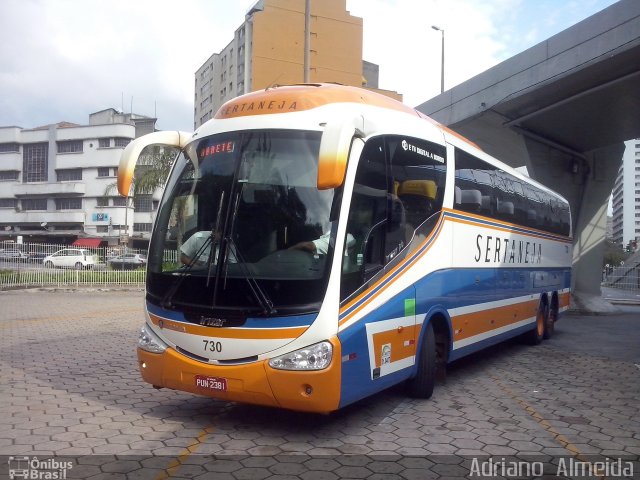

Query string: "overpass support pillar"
[[525, 140, 624, 306]]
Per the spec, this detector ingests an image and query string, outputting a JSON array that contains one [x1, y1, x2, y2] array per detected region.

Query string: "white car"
[[43, 248, 98, 270]]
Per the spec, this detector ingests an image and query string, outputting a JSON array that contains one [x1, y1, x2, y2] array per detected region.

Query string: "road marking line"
[[154, 425, 215, 480], [491, 375, 606, 479]]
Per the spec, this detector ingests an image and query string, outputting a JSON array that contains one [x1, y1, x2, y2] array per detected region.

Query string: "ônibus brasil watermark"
[[470, 456, 635, 478], [8, 456, 73, 480]]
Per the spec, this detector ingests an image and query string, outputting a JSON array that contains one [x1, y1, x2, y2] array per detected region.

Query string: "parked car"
[[43, 248, 98, 269], [107, 253, 147, 270], [0, 248, 29, 261], [28, 252, 49, 263]]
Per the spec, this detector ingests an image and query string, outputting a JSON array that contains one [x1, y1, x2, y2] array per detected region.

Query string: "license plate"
[[195, 375, 227, 392]]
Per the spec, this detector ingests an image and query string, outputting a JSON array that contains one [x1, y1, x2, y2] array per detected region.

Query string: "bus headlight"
[[138, 323, 167, 353], [269, 341, 333, 371]]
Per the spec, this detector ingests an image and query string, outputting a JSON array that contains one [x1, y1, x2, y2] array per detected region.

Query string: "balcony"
[[0, 210, 85, 224], [13, 182, 85, 197]]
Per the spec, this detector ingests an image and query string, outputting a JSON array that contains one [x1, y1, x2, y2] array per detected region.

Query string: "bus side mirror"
[[117, 131, 193, 196], [317, 120, 362, 190]]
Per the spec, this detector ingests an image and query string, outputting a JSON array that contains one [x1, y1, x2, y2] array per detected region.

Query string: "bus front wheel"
[[406, 322, 436, 399]]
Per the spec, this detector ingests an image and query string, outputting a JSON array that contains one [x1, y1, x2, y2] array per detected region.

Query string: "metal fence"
[[0, 240, 155, 289], [602, 265, 640, 291]]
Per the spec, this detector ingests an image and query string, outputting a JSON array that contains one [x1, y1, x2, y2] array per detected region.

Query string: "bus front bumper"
[[137, 337, 342, 413]]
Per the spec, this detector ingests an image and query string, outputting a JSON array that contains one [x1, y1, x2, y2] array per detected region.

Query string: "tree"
[[103, 145, 180, 244], [104, 145, 179, 197], [603, 239, 629, 267]]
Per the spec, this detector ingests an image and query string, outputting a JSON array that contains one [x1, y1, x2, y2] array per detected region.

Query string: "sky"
[[0, 0, 620, 132]]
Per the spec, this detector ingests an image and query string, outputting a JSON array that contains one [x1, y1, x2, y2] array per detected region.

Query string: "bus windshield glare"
[[147, 129, 337, 314]]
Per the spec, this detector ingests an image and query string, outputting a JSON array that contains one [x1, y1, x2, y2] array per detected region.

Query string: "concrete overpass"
[[416, 0, 640, 308]]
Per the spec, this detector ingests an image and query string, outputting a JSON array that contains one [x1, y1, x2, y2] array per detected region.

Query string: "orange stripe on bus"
[[442, 208, 572, 242], [371, 325, 418, 368], [215, 84, 419, 120], [559, 292, 571, 308], [148, 314, 308, 340], [451, 299, 539, 341]]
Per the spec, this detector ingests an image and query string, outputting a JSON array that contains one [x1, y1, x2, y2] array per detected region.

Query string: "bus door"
[[340, 135, 447, 385]]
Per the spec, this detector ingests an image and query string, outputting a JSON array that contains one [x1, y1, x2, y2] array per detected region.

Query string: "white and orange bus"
[[119, 84, 572, 413]]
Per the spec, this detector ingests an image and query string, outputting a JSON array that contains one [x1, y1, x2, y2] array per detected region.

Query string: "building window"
[[22, 198, 48, 210], [0, 143, 19, 153], [134, 195, 153, 212], [96, 197, 109, 207], [56, 169, 82, 181], [99, 138, 111, 148], [97, 167, 112, 177], [114, 138, 131, 148], [57, 140, 83, 154], [134, 223, 153, 232], [55, 198, 82, 210], [0, 198, 17, 208], [0, 171, 19, 181], [112, 197, 128, 207], [23, 143, 48, 183]]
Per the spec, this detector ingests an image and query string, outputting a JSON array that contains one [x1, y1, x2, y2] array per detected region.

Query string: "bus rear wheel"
[[544, 299, 558, 339], [526, 301, 547, 345], [406, 322, 436, 399]]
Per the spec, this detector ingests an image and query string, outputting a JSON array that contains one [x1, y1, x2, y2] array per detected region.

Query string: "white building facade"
[[0, 109, 160, 248], [611, 138, 640, 248]]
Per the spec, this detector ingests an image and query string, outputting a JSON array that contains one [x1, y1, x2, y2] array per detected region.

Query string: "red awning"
[[72, 238, 103, 248]]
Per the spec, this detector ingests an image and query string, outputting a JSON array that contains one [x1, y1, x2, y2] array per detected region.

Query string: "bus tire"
[[544, 298, 557, 340], [406, 322, 436, 399], [526, 301, 546, 345]]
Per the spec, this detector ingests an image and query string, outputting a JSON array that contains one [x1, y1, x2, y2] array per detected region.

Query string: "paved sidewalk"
[[0, 290, 639, 479]]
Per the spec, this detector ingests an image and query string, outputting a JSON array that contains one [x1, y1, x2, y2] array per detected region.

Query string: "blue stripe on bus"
[[146, 301, 316, 329], [339, 215, 446, 321], [337, 265, 570, 409], [444, 210, 571, 242]]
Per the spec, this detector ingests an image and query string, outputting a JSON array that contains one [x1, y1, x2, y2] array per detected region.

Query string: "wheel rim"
[[536, 309, 545, 337]]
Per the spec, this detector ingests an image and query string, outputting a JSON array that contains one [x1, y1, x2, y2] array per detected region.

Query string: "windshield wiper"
[[223, 236, 275, 315], [162, 191, 226, 308], [212, 190, 275, 315], [160, 231, 214, 308], [206, 191, 226, 288]]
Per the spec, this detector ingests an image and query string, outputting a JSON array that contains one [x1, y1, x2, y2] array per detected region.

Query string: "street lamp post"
[[431, 25, 444, 94]]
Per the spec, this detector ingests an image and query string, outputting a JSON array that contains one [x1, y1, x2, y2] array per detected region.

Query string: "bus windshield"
[[147, 129, 337, 315]]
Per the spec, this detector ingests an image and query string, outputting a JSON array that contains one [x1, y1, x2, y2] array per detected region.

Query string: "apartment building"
[[0, 109, 159, 248], [610, 138, 640, 248], [194, 0, 400, 129]]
